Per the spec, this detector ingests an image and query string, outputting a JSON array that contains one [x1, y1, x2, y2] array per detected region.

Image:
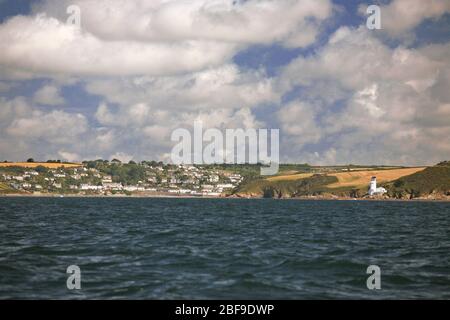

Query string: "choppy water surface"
[[0, 197, 449, 299]]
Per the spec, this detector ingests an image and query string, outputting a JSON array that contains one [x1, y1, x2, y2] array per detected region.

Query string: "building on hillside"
[[103, 182, 123, 190], [208, 175, 219, 183], [216, 183, 234, 189], [81, 184, 103, 191], [368, 177, 387, 196], [102, 175, 113, 183]]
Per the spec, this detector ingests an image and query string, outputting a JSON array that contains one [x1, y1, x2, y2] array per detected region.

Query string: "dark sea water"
[[0, 197, 449, 299]]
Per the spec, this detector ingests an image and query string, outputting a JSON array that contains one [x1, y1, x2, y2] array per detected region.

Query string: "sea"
[[0, 197, 449, 299]]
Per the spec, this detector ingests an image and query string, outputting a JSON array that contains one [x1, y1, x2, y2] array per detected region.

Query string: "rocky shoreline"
[[232, 192, 450, 201], [1, 192, 449, 201]]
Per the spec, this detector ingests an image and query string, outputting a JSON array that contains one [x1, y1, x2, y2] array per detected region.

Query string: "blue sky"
[[0, 0, 449, 165]]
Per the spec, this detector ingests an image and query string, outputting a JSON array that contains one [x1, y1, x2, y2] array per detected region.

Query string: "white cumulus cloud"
[[33, 84, 65, 106]]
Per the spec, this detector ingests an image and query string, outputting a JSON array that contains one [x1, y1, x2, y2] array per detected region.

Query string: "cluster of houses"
[[141, 164, 242, 196], [0, 164, 243, 197]]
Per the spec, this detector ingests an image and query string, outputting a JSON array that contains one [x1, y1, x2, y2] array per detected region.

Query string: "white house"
[[216, 183, 234, 189], [208, 175, 219, 182], [81, 184, 103, 191], [201, 184, 214, 191], [102, 175, 113, 183], [123, 185, 145, 192], [103, 182, 123, 190]]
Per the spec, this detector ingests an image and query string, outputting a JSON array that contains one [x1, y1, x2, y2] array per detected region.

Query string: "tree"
[[85, 161, 96, 169], [27, 158, 34, 163], [35, 166, 48, 174]]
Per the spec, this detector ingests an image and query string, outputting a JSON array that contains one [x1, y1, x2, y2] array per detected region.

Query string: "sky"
[[0, 0, 449, 165]]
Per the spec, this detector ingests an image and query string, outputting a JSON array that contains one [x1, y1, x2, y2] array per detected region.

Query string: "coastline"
[[1, 193, 449, 202]]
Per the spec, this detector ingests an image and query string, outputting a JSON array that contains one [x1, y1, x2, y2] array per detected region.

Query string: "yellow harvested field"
[[326, 167, 426, 188], [0, 182, 10, 190], [0, 162, 82, 169], [276, 170, 299, 175], [267, 173, 314, 182]]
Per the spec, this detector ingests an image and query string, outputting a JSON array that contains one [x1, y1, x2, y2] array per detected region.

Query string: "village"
[[0, 160, 243, 197]]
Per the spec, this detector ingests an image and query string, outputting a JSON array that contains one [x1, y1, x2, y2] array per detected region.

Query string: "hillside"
[[236, 174, 339, 198], [385, 162, 450, 199], [234, 164, 448, 199], [0, 160, 245, 196]]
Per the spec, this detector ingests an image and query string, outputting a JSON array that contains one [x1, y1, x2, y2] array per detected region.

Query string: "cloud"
[[37, 0, 332, 46], [281, 26, 445, 92], [90, 99, 264, 161], [359, 0, 450, 37], [0, 81, 16, 92], [0, 14, 237, 77], [0, 97, 89, 160], [0, 97, 33, 127], [58, 150, 81, 162], [277, 101, 322, 146], [33, 84, 65, 106], [0, 0, 333, 78], [86, 64, 279, 110], [0, 1, 448, 165], [277, 26, 450, 165], [6, 110, 88, 144]]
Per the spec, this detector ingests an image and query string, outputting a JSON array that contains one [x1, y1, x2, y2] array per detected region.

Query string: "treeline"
[[82, 159, 165, 167]]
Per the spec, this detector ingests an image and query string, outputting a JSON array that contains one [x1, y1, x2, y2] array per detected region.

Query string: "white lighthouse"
[[368, 176, 387, 196]]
